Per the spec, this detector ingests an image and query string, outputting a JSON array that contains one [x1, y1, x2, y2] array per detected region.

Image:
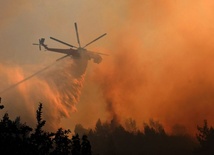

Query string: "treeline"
[[1, 98, 214, 155], [0, 99, 91, 155], [76, 119, 214, 155]]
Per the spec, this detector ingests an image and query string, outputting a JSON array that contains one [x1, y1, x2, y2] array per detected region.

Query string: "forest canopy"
[[0, 98, 213, 155]]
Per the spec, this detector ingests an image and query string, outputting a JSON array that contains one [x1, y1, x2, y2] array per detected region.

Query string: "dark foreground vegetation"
[[0, 98, 214, 155], [0, 98, 91, 155]]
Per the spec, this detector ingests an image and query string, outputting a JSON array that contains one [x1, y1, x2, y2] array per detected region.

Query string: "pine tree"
[[72, 134, 81, 155], [196, 120, 214, 154], [30, 103, 53, 154], [52, 128, 71, 154], [81, 135, 92, 155]]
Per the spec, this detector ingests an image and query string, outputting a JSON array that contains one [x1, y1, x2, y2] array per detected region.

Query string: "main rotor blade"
[[50, 37, 77, 48], [83, 33, 107, 48], [75, 23, 81, 47]]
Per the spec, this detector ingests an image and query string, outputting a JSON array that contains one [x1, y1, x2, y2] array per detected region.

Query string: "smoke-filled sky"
[[1, 0, 214, 135]]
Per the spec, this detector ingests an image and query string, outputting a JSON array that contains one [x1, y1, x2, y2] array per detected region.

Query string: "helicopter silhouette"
[[33, 23, 107, 64]]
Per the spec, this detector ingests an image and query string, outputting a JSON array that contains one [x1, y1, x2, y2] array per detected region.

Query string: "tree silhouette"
[[30, 103, 54, 155], [81, 135, 92, 155], [196, 120, 214, 155], [0, 98, 95, 155], [0, 112, 33, 154], [125, 118, 137, 133], [74, 124, 89, 137], [35, 103, 46, 135], [51, 128, 71, 155], [72, 134, 81, 155]]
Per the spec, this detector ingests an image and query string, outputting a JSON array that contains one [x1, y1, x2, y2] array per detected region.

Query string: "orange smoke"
[[90, 1, 214, 134], [2, 0, 214, 136]]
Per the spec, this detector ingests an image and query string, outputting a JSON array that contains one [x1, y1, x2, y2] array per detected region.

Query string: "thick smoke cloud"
[[90, 1, 214, 134], [1, 0, 214, 135]]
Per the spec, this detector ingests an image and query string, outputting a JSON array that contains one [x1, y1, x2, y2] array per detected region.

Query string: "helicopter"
[[33, 23, 107, 64]]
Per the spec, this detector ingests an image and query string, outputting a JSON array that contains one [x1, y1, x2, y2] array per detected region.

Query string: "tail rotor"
[[33, 38, 45, 51]]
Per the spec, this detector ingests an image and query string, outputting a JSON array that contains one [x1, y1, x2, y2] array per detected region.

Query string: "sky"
[[1, 0, 214, 135]]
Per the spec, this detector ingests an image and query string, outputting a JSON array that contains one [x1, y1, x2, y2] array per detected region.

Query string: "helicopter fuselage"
[[43, 45, 102, 63]]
